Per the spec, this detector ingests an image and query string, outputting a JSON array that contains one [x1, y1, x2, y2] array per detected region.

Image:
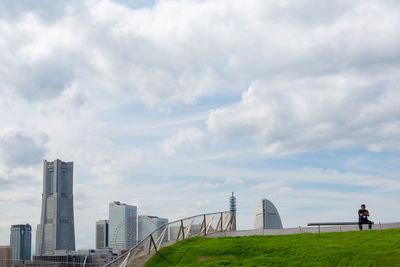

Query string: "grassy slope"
[[145, 228, 400, 266]]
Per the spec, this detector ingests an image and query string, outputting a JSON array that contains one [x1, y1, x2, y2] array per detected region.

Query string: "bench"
[[307, 222, 374, 233]]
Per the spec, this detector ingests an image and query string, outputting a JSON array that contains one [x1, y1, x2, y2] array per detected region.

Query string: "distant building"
[[71, 249, 117, 267], [96, 220, 109, 249], [108, 201, 137, 253], [0, 246, 12, 267], [10, 224, 31, 267], [36, 159, 75, 256], [137, 216, 168, 243], [19, 255, 84, 267], [229, 192, 236, 216], [254, 199, 283, 229], [18, 249, 117, 267]]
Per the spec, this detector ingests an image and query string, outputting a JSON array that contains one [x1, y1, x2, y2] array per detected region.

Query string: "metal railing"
[[104, 211, 236, 267]]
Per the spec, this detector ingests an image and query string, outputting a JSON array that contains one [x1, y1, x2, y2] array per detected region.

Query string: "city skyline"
[[1, 0, 400, 252]]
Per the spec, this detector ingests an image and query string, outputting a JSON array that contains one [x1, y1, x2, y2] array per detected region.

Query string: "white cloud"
[[226, 176, 244, 185], [161, 127, 208, 156], [0, 128, 48, 168], [185, 181, 221, 192], [1, 0, 398, 108], [207, 75, 400, 155], [0, 128, 46, 251], [57, 137, 142, 185], [250, 181, 291, 193], [90, 146, 142, 185]]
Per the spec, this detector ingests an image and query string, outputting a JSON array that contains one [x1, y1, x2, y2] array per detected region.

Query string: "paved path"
[[206, 222, 400, 238]]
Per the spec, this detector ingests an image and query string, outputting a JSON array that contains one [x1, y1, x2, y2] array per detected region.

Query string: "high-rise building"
[[254, 198, 283, 229], [137, 216, 168, 243], [108, 201, 137, 253], [0, 246, 12, 267], [36, 159, 75, 255], [10, 224, 31, 267], [96, 220, 109, 249]]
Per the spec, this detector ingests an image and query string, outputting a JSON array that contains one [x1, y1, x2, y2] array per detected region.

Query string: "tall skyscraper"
[[96, 220, 109, 249], [36, 159, 75, 255], [10, 224, 31, 267], [0, 246, 12, 267], [254, 198, 283, 229], [108, 201, 137, 253], [137, 215, 168, 243]]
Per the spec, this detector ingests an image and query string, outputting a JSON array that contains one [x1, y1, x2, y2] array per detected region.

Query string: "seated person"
[[358, 204, 372, 230]]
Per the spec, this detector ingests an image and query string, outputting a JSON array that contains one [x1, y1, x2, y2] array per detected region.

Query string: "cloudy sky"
[[1, 0, 400, 250]]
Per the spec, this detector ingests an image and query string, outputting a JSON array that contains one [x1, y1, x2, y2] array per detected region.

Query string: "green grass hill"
[[145, 228, 400, 266]]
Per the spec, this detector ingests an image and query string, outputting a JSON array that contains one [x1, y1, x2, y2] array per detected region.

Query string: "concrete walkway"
[[206, 222, 400, 238]]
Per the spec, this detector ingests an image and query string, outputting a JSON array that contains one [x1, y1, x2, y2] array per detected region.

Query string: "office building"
[[254, 199, 283, 229], [0, 246, 12, 267], [108, 201, 137, 253], [10, 224, 31, 266], [137, 216, 168, 243], [96, 220, 109, 249], [36, 159, 76, 255]]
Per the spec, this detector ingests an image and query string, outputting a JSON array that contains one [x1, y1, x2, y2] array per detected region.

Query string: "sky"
[[0, 0, 400, 250]]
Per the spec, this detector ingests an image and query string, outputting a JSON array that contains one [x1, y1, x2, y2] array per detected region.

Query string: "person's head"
[[361, 204, 366, 210]]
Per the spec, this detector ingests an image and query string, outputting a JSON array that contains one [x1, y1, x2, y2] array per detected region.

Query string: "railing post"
[[233, 212, 236, 231], [149, 234, 157, 254], [176, 220, 185, 241], [227, 212, 236, 231], [181, 220, 185, 240], [220, 212, 223, 232], [203, 214, 206, 236]]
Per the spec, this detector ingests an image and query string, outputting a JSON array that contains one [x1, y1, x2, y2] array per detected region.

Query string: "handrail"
[[307, 221, 375, 233], [308, 222, 374, 226], [104, 211, 235, 267]]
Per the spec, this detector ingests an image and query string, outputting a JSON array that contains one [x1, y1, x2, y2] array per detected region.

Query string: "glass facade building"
[[10, 224, 31, 267]]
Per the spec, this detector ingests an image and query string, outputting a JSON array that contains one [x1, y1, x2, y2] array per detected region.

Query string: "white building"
[[108, 201, 137, 253], [254, 199, 283, 229]]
